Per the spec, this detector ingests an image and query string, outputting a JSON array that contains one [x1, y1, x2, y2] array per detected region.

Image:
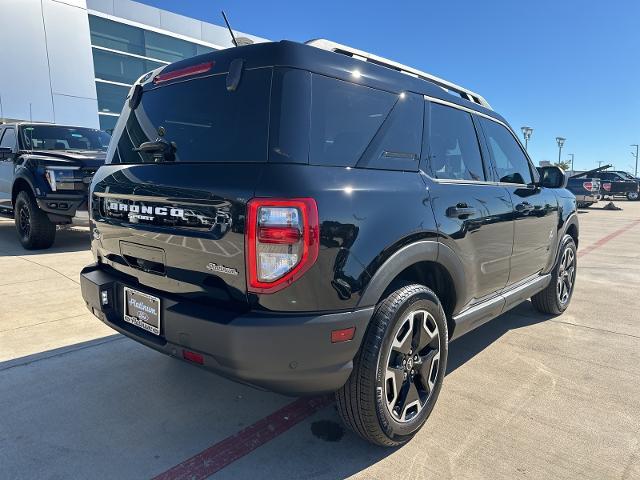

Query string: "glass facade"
[[89, 15, 216, 132]]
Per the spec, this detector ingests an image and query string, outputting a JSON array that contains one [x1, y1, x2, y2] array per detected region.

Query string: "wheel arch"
[[565, 219, 579, 247], [358, 241, 467, 330], [12, 176, 36, 206]]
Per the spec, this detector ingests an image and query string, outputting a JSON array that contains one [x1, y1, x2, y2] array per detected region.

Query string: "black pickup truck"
[[80, 39, 579, 446], [571, 166, 639, 201], [0, 123, 109, 249], [566, 176, 600, 208]]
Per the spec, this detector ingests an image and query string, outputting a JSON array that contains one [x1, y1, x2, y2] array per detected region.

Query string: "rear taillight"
[[246, 198, 319, 293], [603, 183, 612, 192], [583, 181, 593, 191]]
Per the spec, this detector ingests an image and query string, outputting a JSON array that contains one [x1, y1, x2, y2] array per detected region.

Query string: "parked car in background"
[[80, 39, 579, 447], [608, 171, 640, 200], [593, 170, 639, 200], [566, 176, 600, 208], [0, 123, 110, 249]]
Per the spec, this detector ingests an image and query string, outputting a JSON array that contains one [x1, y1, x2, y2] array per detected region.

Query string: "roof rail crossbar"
[[305, 39, 492, 110]]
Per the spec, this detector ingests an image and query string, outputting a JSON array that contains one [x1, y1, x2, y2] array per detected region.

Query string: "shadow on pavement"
[[0, 218, 91, 256], [447, 300, 552, 374], [0, 300, 555, 479]]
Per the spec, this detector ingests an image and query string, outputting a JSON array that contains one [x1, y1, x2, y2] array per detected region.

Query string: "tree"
[[554, 160, 571, 171]]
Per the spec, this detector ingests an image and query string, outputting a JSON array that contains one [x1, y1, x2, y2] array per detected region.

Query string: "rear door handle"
[[446, 204, 477, 218]]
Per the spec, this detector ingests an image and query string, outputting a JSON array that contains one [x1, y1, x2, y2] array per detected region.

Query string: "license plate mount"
[[123, 287, 161, 336]]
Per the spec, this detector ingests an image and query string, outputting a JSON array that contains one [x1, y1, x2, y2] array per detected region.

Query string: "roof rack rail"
[[305, 39, 492, 110]]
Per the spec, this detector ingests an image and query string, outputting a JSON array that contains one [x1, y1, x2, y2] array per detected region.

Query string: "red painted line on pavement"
[[151, 395, 334, 480], [151, 218, 639, 479], [578, 218, 640, 258]]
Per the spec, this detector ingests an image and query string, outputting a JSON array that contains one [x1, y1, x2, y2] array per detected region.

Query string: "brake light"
[[603, 183, 612, 192], [583, 181, 593, 191], [246, 198, 319, 293], [154, 61, 214, 84]]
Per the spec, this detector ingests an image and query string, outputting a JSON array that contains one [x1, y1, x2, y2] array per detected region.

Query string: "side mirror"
[[537, 166, 567, 189]]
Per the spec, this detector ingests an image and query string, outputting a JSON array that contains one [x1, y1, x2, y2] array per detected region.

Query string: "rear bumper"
[[80, 264, 372, 396], [574, 193, 598, 204]]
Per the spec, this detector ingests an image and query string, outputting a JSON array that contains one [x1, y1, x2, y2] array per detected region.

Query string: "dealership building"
[[0, 0, 266, 131]]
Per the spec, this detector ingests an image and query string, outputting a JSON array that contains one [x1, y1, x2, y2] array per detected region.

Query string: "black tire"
[[532, 235, 577, 315], [14, 190, 56, 250], [336, 284, 448, 447], [626, 191, 639, 201]]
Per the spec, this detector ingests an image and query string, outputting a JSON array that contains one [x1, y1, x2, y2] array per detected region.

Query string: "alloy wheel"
[[384, 309, 440, 423], [557, 247, 575, 305], [18, 205, 31, 239]]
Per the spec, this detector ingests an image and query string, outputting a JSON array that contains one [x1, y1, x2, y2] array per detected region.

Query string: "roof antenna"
[[221, 11, 238, 47]]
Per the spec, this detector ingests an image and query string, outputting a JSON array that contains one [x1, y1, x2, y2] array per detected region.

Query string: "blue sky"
[[139, 0, 640, 172]]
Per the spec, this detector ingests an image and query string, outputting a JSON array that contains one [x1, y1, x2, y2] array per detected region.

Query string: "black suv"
[[0, 123, 109, 249], [80, 40, 579, 446]]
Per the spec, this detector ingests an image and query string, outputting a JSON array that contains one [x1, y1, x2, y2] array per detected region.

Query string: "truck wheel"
[[627, 191, 639, 201], [336, 284, 448, 447], [532, 235, 577, 315], [14, 191, 56, 250]]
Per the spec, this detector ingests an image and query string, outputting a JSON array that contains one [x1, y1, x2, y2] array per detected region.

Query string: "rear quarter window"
[[309, 74, 396, 167]]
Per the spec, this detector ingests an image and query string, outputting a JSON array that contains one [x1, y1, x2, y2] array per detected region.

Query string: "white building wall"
[[0, 0, 99, 127], [87, 0, 266, 47], [0, 0, 268, 128]]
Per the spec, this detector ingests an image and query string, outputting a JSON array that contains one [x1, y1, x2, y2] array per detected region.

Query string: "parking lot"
[[1, 202, 639, 480]]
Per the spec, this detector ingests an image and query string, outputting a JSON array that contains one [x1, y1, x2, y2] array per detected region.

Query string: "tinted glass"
[[269, 68, 311, 164], [309, 75, 395, 167], [99, 115, 118, 134], [89, 16, 144, 56], [145, 31, 197, 63], [428, 103, 485, 181], [481, 119, 532, 184], [116, 68, 272, 163], [196, 45, 215, 56], [93, 48, 164, 85], [0, 128, 17, 149], [96, 82, 129, 115], [359, 91, 423, 171], [21, 126, 111, 151]]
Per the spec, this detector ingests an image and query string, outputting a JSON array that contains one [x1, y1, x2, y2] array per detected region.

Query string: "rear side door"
[[0, 126, 18, 207], [424, 101, 513, 308], [478, 117, 558, 285]]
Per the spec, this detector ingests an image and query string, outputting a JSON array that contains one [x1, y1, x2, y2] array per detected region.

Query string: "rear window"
[[115, 68, 272, 163]]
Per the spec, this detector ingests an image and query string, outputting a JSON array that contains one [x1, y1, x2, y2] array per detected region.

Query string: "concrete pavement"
[[0, 202, 639, 479]]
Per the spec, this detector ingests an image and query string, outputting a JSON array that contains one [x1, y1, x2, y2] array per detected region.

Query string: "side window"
[[0, 128, 17, 151], [358, 91, 423, 171], [481, 119, 533, 184], [427, 103, 486, 181], [309, 74, 396, 167]]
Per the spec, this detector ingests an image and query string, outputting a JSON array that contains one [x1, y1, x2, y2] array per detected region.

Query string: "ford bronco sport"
[[80, 39, 579, 446], [0, 123, 109, 249]]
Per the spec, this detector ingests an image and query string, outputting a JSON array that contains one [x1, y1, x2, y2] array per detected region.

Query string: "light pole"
[[556, 137, 566, 165], [521, 126, 533, 150], [567, 153, 574, 173], [632, 144, 639, 177]]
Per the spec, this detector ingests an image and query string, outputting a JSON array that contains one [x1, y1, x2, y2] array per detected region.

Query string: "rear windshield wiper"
[[133, 139, 176, 162]]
